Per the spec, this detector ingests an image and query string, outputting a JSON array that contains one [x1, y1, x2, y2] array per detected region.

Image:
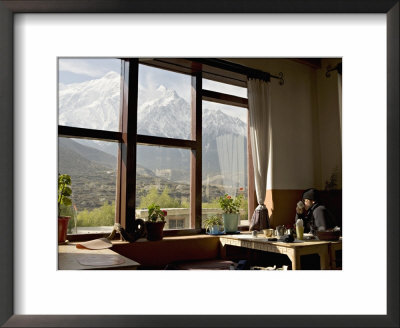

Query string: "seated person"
[[294, 200, 312, 233], [299, 188, 338, 234]]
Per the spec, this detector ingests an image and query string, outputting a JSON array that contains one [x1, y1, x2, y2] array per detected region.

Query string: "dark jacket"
[[306, 203, 337, 233]]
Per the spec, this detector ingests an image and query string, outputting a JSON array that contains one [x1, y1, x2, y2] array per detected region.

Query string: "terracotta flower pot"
[[145, 221, 165, 241], [58, 216, 71, 243]]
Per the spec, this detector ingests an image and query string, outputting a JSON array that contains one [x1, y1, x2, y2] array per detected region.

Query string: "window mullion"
[[202, 89, 248, 108], [58, 125, 121, 142], [117, 59, 139, 231], [136, 134, 197, 149], [191, 73, 202, 229]]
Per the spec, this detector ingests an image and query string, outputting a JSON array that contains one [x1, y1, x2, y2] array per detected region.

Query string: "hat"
[[302, 188, 318, 201]]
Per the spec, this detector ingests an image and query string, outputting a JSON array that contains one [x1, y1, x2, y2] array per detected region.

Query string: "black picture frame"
[[0, 1, 398, 327]]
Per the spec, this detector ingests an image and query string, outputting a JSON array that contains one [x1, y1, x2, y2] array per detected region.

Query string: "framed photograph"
[[1, 1, 398, 327]]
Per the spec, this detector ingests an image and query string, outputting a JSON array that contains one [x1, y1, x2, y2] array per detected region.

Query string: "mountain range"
[[58, 71, 248, 210]]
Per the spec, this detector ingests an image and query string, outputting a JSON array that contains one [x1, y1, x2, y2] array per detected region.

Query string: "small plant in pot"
[[203, 215, 223, 235], [219, 194, 243, 233], [58, 174, 72, 243], [146, 203, 167, 241]]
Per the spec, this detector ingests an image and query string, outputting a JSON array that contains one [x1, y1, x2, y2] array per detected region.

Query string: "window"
[[58, 137, 118, 234], [136, 145, 191, 229], [168, 219, 185, 229], [201, 101, 248, 225], [137, 64, 192, 140], [136, 64, 196, 230], [58, 58, 122, 234], [58, 58, 122, 132], [58, 58, 252, 237]]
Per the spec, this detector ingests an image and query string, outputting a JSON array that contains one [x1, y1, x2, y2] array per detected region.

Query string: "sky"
[[58, 58, 247, 122], [58, 58, 121, 84]]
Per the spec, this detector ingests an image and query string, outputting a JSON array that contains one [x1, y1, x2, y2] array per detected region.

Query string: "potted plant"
[[58, 174, 72, 243], [219, 194, 243, 233], [146, 203, 167, 241], [203, 215, 223, 234]]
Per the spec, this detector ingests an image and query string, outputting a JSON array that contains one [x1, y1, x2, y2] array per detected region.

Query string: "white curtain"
[[216, 134, 246, 198], [247, 78, 271, 208]]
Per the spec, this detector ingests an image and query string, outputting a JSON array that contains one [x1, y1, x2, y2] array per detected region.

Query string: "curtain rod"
[[326, 63, 342, 77], [187, 58, 285, 85]]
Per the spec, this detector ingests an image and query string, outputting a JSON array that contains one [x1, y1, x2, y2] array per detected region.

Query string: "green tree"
[[70, 201, 116, 229], [180, 197, 190, 208], [240, 197, 248, 220], [139, 187, 181, 209], [202, 198, 220, 209], [158, 187, 180, 208], [139, 187, 159, 209]]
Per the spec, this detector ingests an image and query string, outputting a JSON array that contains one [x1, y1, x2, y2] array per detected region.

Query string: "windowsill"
[[66, 225, 249, 242], [111, 234, 220, 244]]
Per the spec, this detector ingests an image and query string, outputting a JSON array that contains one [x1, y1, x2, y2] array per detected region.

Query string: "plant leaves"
[[62, 197, 72, 206], [63, 187, 72, 196]]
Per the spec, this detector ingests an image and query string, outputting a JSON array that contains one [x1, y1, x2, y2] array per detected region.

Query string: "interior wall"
[[229, 58, 317, 189], [226, 58, 342, 228], [316, 58, 342, 190]]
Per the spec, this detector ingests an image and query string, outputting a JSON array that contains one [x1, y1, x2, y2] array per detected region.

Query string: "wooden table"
[[329, 240, 343, 270], [219, 233, 341, 270], [58, 243, 140, 270]]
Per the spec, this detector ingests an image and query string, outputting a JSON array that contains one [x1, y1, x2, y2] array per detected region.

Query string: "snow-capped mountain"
[[137, 85, 191, 139], [202, 108, 246, 138], [59, 71, 246, 139], [59, 71, 121, 131], [58, 72, 247, 187]]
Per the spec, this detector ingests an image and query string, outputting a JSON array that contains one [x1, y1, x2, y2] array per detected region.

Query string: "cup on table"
[[263, 228, 274, 237]]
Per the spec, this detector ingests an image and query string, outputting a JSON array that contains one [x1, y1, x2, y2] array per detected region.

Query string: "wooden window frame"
[[60, 58, 255, 239], [199, 79, 256, 223]]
